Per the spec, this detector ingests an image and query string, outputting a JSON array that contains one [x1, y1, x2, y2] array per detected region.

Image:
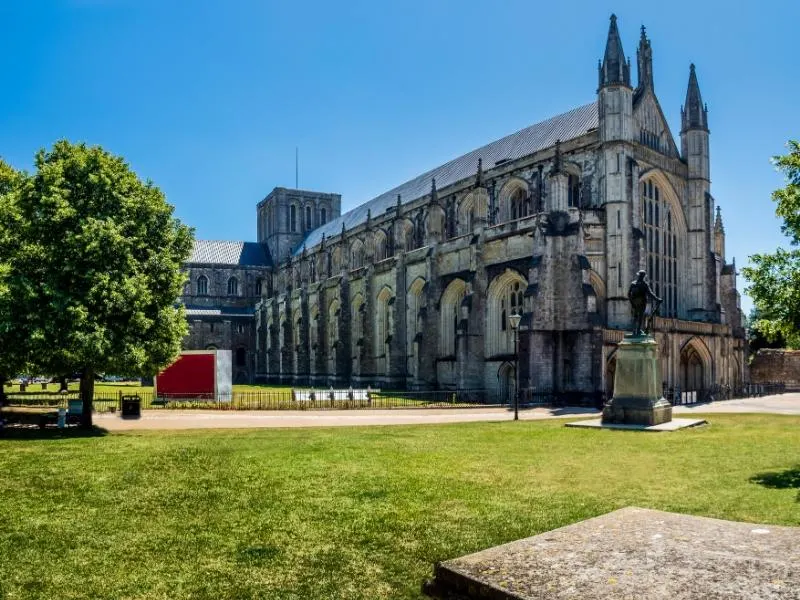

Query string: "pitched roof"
[[296, 101, 598, 254], [188, 240, 272, 267]]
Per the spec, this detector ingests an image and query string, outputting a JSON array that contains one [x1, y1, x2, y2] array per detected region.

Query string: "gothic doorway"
[[680, 345, 705, 391], [498, 362, 516, 406]]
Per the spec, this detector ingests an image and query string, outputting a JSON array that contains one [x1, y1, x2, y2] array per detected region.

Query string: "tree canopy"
[[0, 159, 30, 391], [12, 141, 193, 424], [743, 140, 800, 348]]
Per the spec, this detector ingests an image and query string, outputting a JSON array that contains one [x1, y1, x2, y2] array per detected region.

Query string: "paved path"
[[94, 393, 800, 431]]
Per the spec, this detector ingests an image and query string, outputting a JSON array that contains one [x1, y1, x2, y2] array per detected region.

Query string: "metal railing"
[[2, 388, 498, 412], [1, 381, 787, 413]]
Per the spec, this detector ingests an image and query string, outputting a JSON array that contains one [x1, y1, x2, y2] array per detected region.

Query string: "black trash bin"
[[120, 395, 141, 418]]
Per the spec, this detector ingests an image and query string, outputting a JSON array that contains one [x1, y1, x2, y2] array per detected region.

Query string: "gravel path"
[[93, 393, 800, 431]]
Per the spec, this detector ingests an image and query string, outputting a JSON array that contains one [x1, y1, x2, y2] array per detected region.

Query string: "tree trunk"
[[0, 377, 6, 406], [80, 367, 94, 428], [59, 375, 69, 393]]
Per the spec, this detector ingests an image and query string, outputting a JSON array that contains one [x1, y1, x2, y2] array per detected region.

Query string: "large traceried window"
[[227, 276, 239, 296], [327, 299, 340, 375], [439, 279, 467, 357], [499, 180, 528, 223], [308, 306, 319, 375], [197, 275, 208, 296], [293, 314, 301, 374], [486, 270, 527, 357], [374, 229, 388, 261], [351, 294, 364, 376], [375, 287, 393, 376], [568, 174, 581, 208], [642, 179, 678, 318], [350, 239, 365, 269], [406, 278, 425, 378], [458, 190, 488, 235], [510, 187, 528, 220]]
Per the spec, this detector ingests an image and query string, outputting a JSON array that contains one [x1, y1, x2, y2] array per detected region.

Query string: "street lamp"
[[508, 311, 522, 421]]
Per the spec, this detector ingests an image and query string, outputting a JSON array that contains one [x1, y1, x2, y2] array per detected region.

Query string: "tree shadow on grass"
[[0, 425, 109, 441], [750, 466, 800, 502]]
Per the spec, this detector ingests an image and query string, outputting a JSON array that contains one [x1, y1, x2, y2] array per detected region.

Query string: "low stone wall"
[[749, 349, 800, 385]]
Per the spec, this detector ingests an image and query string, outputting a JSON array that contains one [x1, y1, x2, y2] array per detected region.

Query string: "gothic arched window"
[[642, 179, 678, 318], [375, 287, 393, 375], [568, 174, 581, 208], [255, 278, 263, 297], [197, 275, 208, 296], [510, 187, 527, 220], [227, 276, 239, 296], [439, 279, 467, 357], [486, 270, 527, 357]]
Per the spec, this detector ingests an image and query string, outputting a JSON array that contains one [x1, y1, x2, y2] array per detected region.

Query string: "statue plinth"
[[602, 336, 672, 426]]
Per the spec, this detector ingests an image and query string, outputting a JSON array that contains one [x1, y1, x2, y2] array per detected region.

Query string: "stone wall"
[[749, 349, 800, 386]]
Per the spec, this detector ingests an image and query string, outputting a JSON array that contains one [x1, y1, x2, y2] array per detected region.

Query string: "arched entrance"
[[679, 337, 711, 392], [498, 362, 516, 406]]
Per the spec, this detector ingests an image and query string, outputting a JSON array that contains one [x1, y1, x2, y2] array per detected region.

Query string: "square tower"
[[257, 187, 341, 262]]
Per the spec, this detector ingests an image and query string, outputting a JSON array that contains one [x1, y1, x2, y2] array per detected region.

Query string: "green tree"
[[743, 140, 800, 348], [16, 141, 193, 426], [0, 160, 30, 402]]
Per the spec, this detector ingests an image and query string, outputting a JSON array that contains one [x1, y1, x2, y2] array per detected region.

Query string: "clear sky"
[[2, 1, 798, 314]]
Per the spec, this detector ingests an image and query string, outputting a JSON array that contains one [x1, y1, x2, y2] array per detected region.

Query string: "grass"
[[0, 414, 798, 599]]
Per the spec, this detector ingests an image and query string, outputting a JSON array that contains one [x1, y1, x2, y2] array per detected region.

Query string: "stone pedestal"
[[602, 336, 672, 426]]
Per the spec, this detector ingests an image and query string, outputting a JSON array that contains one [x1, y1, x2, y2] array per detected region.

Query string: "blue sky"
[[2, 1, 798, 314]]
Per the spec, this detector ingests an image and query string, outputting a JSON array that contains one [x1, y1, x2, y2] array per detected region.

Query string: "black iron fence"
[[2, 388, 499, 412], [664, 382, 786, 406], [1, 381, 788, 413]]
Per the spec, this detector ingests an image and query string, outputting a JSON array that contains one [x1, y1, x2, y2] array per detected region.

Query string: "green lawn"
[[0, 415, 798, 599]]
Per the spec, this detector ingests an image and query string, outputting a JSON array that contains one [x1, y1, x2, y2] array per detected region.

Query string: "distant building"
[[180, 241, 270, 384], [183, 15, 746, 400]]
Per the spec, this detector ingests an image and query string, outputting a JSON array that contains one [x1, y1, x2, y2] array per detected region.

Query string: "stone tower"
[[680, 64, 714, 321], [256, 187, 341, 263], [598, 14, 636, 328]]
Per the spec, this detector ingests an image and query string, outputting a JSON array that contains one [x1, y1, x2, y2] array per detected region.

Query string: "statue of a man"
[[628, 270, 661, 337]]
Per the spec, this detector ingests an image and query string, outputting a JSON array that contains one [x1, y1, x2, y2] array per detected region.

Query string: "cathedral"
[[180, 15, 746, 402]]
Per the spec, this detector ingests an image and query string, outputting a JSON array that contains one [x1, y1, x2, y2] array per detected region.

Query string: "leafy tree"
[[16, 141, 193, 426], [747, 308, 786, 354], [0, 160, 30, 402], [743, 140, 800, 348]]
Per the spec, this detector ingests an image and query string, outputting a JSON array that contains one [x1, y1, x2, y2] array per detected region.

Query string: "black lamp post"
[[508, 311, 522, 421]]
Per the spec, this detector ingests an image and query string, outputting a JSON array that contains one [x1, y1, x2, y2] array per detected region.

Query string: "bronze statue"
[[628, 270, 661, 337]]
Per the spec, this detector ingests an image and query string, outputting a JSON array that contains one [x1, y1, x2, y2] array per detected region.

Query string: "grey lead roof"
[[295, 101, 598, 255], [188, 240, 272, 267]]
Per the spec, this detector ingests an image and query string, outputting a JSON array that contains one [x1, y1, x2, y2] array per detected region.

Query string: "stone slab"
[[423, 507, 800, 599], [565, 417, 707, 431]]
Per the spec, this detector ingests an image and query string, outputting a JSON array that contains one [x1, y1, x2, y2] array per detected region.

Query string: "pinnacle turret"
[[715, 206, 724, 232], [681, 64, 709, 132], [636, 25, 653, 92], [430, 178, 439, 205], [598, 14, 631, 89]]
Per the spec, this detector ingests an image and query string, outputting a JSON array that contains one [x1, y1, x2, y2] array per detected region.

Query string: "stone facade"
[[179, 241, 271, 384], [191, 16, 748, 401]]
